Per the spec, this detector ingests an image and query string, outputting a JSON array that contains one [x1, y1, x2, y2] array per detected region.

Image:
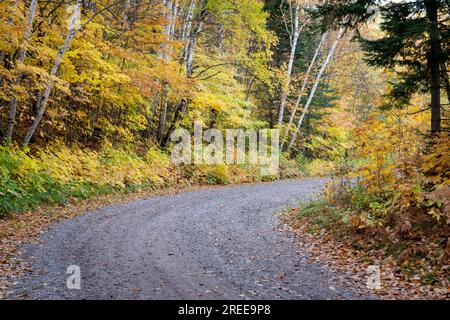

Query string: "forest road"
[[8, 179, 369, 300]]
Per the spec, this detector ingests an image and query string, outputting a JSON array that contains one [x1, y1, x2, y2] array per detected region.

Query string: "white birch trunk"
[[170, 0, 179, 41], [278, 1, 306, 125], [182, 0, 195, 41], [287, 28, 344, 151], [186, 20, 202, 77], [23, 0, 82, 146], [281, 31, 328, 150], [5, 0, 38, 141], [159, 0, 173, 61]]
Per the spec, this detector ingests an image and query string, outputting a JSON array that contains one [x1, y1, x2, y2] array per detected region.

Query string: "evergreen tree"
[[262, 0, 334, 127], [315, 0, 449, 134], [297, 81, 341, 159]]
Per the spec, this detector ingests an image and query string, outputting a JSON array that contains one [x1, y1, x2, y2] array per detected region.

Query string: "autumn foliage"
[[303, 105, 450, 293], [0, 0, 449, 298]]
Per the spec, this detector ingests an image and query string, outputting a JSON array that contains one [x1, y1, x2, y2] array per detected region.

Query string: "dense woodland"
[[0, 0, 449, 296], [0, 0, 389, 204], [0, 0, 365, 152]]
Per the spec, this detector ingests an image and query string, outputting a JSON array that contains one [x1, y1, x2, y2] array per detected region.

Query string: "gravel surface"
[[8, 179, 368, 300]]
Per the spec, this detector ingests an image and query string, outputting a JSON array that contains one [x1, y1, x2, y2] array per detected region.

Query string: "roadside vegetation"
[[285, 0, 449, 298], [0, 143, 319, 217]]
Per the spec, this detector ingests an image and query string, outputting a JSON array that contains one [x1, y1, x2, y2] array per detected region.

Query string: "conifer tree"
[[315, 0, 449, 134]]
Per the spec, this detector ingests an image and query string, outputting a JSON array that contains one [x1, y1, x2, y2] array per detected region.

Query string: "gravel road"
[[8, 179, 368, 300]]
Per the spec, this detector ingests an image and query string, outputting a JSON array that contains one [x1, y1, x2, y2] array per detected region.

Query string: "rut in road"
[[8, 179, 368, 300]]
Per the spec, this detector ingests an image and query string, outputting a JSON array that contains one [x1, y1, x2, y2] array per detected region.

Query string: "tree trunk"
[[181, 0, 195, 42], [157, 87, 169, 145], [425, 0, 441, 134], [158, 0, 173, 61], [161, 100, 186, 147], [5, 0, 38, 142], [287, 28, 344, 151], [168, 0, 179, 57], [170, 0, 179, 39], [281, 31, 328, 150], [217, 23, 225, 51], [158, 0, 179, 60], [278, 2, 305, 125], [23, 0, 82, 146], [186, 20, 203, 77], [180, 0, 196, 63]]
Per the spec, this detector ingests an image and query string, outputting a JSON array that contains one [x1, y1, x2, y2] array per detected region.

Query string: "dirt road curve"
[[8, 179, 368, 300]]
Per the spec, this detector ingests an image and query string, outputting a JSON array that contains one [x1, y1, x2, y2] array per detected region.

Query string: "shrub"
[[0, 144, 176, 217]]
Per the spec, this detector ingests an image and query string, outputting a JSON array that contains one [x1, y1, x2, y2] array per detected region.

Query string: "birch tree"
[[159, 0, 174, 61], [159, 0, 206, 146], [281, 31, 328, 150], [157, 0, 181, 144], [277, 0, 308, 125], [181, 0, 195, 42], [23, 0, 82, 146], [185, 0, 206, 78], [5, 0, 38, 142], [287, 28, 344, 151]]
